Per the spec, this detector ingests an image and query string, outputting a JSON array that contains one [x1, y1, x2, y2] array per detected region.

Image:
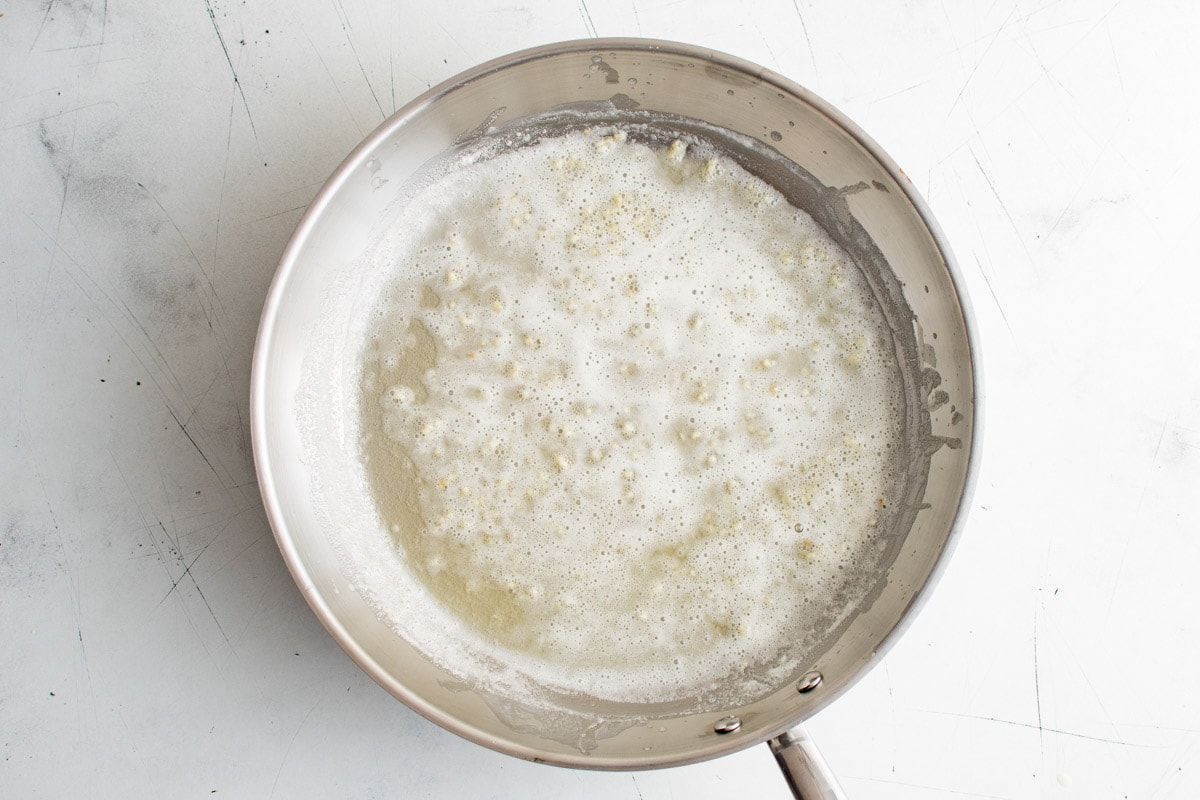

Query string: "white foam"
[[311, 127, 906, 707]]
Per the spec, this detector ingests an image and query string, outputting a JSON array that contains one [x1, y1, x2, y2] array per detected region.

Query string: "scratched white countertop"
[[3, 2, 1198, 798]]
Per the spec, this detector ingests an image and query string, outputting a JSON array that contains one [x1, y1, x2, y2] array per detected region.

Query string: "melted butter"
[[354, 127, 906, 692]]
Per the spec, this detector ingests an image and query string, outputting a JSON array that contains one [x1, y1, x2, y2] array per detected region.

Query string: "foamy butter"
[[354, 128, 904, 704]]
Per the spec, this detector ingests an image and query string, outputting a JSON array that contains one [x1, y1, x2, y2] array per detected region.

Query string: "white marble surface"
[[3, 1, 1199, 797]]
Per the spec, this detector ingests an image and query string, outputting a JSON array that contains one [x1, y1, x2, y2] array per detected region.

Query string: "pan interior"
[[297, 108, 931, 725]]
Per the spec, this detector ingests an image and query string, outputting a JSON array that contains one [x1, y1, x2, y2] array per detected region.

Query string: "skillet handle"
[[768, 724, 847, 799]]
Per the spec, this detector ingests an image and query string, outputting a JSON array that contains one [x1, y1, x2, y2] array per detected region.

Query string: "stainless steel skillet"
[[251, 38, 981, 798]]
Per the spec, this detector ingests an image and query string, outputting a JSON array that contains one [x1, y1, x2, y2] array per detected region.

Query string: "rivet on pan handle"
[[713, 715, 743, 734], [767, 670, 846, 800]]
